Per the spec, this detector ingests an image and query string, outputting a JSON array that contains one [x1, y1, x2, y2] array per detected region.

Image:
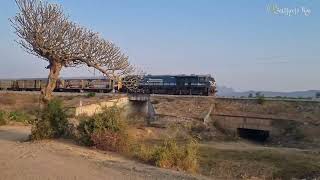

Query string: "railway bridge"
[[212, 114, 274, 141], [63, 94, 307, 142], [211, 113, 304, 141]]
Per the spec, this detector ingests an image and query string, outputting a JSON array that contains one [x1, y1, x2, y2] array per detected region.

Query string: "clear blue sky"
[[0, 0, 319, 91]]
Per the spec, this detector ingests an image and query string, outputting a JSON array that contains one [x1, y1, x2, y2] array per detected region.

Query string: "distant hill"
[[217, 86, 320, 98]]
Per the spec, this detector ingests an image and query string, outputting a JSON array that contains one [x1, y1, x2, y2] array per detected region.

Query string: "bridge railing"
[[212, 113, 300, 122], [128, 94, 150, 101]]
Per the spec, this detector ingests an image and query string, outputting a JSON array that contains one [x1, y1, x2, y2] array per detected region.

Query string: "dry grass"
[[132, 138, 199, 173], [0, 96, 16, 105], [0, 92, 121, 109], [0, 93, 39, 112], [199, 146, 320, 179], [151, 96, 214, 119]]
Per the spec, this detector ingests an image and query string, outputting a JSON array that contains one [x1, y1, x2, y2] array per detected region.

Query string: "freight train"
[[0, 74, 216, 96]]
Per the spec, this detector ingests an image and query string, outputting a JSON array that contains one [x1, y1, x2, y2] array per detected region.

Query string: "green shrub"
[[283, 122, 305, 141], [86, 92, 96, 98], [0, 111, 7, 126], [77, 116, 96, 146], [31, 99, 69, 140], [77, 106, 130, 152], [0, 110, 33, 125], [256, 95, 265, 105], [8, 111, 31, 124]]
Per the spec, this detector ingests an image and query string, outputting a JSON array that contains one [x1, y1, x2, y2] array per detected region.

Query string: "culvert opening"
[[237, 128, 269, 142]]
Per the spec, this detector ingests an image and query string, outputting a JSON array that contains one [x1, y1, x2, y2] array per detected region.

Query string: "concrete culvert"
[[237, 128, 270, 142]]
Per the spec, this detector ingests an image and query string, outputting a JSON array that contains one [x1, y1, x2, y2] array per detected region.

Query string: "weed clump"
[[86, 92, 96, 98], [155, 138, 199, 172], [0, 110, 7, 125], [31, 99, 69, 140], [256, 95, 265, 105], [77, 106, 130, 152], [134, 138, 199, 173], [283, 122, 305, 140], [8, 111, 31, 124], [0, 110, 32, 125]]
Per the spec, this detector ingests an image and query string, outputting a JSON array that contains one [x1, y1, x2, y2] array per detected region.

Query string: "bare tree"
[[11, 0, 132, 102]]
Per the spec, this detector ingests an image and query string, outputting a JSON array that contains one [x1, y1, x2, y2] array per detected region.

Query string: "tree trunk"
[[41, 61, 62, 103]]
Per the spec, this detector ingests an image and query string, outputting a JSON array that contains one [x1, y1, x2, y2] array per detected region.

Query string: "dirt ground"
[[151, 96, 215, 119], [0, 92, 123, 109], [1, 125, 320, 180], [0, 125, 206, 180]]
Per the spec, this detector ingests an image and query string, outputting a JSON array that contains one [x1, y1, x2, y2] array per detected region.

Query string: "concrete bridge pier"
[[127, 94, 156, 122]]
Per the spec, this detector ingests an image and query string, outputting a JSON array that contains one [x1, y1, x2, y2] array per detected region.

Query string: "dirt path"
[[0, 125, 206, 180]]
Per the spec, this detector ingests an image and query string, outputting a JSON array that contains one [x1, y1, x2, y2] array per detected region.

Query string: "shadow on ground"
[[0, 126, 30, 142]]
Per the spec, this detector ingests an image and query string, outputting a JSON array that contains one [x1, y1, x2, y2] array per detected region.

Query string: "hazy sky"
[[0, 0, 319, 91]]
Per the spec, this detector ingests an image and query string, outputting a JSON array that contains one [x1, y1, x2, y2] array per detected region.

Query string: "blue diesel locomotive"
[[124, 74, 216, 96]]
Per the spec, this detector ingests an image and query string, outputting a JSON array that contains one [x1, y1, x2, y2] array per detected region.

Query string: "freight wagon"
[[60, 78, 113, 93], [0, 77, 113, 93], [0, 78, 47, 91]]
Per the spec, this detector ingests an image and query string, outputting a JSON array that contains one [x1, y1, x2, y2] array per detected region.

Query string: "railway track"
[[0, 90, 120, 97], [1, 90, 319, 102]]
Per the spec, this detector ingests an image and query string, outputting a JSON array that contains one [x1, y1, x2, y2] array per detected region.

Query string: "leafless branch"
[[11, 0, 134, 101]]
